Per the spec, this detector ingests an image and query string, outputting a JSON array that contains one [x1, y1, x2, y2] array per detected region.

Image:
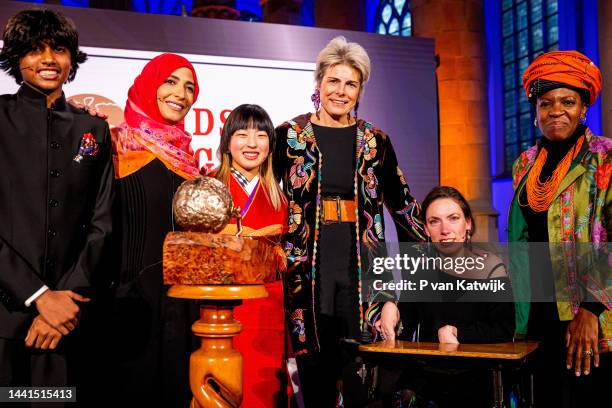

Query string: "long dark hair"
[[0, 9, 87, 84], [216, 104, 285, 210], [421, 186, 475, 236], [217, 104, 276, 159]]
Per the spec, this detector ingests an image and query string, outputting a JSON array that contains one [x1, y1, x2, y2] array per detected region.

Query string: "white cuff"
[[24, 286, 49, 307]]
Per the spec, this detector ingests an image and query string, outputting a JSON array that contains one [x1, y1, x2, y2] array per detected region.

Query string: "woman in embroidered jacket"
[[508, 51, 610, 407], [109, 53, 201, 406], [214, 104, 288, 407], [274, 36, 425, 406]]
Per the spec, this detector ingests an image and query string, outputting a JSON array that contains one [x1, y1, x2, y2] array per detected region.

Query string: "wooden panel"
[[163, 232, 279, 285], [359, 340, 538, 360], [167, 284, 268, 300]]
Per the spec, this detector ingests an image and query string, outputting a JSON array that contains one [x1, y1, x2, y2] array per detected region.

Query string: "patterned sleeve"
[[379, 133, 426, 242], [511, 155, 522, 190], [605, 153, 612, 241], [273, 124, 290, 186], [512, 145, 537, 190]]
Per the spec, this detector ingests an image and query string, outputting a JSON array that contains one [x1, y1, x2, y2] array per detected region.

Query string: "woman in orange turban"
[[509, 51, 610, 407]]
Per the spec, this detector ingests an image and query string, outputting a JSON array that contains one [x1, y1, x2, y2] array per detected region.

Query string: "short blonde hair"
[[314, 36, 371, 87]]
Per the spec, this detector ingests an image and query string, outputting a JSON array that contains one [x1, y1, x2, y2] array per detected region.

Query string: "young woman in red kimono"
[[214, 104, 288, 407]]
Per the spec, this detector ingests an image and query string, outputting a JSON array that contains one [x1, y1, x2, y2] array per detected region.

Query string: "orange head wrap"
[[522, 50, 602, 106]]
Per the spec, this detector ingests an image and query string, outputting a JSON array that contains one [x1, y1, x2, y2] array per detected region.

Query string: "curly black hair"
[[0, 8, 87, 84]]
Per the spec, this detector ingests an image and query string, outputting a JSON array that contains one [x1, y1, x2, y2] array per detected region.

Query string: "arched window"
[[501, 0, 558, 173], [375, 0, 412, 36]]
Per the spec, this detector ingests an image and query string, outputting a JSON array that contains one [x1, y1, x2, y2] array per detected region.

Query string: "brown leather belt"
[[321, 196, 357, 224]]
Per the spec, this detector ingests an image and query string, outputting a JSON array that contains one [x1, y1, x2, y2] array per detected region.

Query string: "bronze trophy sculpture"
[[163, 176, 282, 407]]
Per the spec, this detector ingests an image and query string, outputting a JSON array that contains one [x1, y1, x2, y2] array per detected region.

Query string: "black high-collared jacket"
[[0, 84, 114, 339]]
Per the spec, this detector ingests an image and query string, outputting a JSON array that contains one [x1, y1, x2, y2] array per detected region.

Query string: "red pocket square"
[[74, 132, 99, 163]]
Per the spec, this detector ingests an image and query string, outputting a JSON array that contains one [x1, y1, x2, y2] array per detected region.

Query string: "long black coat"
[[108, 158, 197, 406], [0, 85, 114, 340]]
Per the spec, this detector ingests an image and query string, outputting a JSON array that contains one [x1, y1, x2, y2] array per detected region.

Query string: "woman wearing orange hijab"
[[509, 51, 610, 407], [110, 53, 200, 406]]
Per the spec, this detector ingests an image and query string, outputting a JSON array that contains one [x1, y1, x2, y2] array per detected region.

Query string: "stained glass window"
[[375, 0, 412, 36], [501, 0, 559, 174]]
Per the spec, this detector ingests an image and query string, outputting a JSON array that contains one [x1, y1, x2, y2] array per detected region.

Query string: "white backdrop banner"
[[0, 45, 315, 172]]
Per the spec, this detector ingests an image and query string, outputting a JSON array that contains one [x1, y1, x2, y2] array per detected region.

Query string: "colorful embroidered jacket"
[[275, 113, 425, 355], [508, 128, 611, 351]]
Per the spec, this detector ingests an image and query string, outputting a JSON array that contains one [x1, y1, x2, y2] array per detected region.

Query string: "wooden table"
[[359, 340, 538, 408]]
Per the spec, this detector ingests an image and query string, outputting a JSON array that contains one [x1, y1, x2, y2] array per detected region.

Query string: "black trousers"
[[0, 299, 114, 408], [0, 338, 68, 408], [527, 303, 611, 408], [297, 223, 365, 408], [104, 277, 197, 407]]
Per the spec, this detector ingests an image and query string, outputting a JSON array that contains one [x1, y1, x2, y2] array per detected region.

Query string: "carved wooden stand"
[[168, 284, 268, 408]]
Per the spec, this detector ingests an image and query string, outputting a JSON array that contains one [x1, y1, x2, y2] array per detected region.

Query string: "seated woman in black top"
[[402, 186, 515, 344], [393, 186, 514, 407]]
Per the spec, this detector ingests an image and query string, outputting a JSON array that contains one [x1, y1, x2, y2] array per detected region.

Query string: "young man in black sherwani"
[[0, 9, 113, 391]]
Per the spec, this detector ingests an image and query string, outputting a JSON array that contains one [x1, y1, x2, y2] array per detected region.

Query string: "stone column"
[[412, 0, 498, 241], [191, 0, 240, 19], [599, 0, 612, 138], [261, 0, 303, 25], [88, 0, 132, 11], [314, 0, 366, 31]]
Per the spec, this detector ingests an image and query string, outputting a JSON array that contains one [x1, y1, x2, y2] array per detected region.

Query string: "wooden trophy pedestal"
[[163, 231, 281, 407], [167, 284, 268, 408]]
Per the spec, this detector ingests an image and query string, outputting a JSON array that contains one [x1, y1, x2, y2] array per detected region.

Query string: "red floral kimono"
[[226, 172, 288, 408]]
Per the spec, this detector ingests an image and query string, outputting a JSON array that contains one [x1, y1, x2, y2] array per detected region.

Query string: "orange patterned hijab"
[[522, 50, 602, 105], [112, 53, 200, 179]]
